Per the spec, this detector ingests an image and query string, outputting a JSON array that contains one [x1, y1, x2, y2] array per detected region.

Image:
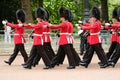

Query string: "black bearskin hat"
[[59, 7, 73, 22], [45, 9, 50, 21], [67, 9, 73, 22], [89, 6, 101, 20], [117, 7, 120, 21], [59, 7, 66, 18], [16, 9, 26, 23], [35, 7, 46, 19], [112, 7, 119, 20]]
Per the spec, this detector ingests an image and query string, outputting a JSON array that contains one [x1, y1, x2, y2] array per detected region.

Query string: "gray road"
[[0, 55, 120, 80]]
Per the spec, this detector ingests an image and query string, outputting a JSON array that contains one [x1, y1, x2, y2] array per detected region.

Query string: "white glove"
[[18, 24, 23, 27], [78, 20, 83, 24], [28, 23, 32, 25], [78, 30, 83, 35], [75, 24, 80, 29], [2, 20, 7, 25], [105, 23, 110, 26], [75, 24, 79, 27]]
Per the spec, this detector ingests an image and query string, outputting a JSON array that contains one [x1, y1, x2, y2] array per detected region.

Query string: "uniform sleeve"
[[82, 23, 98, 30], [50, 23, 64, 29], [112, 23, 120, 28], [7, 23, 19, 28], [25, 24, 43, 29], [83, 23, 91, 26]]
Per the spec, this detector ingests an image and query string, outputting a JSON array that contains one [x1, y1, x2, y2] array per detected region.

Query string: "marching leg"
[[4, 44, 19, 65]]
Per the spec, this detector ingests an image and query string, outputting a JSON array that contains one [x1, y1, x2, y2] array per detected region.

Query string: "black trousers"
[[80, 37, 87, 54], [52, 44, 76, 66], [69, 44, 81, 65], [106, 42, 117, 60], [25, 45, 51, 67], [110, 43, 120, 64], [8, 44, 28, 64], [83, 43, 108, 65], [82, 43, 90, 60], [55, 44, 81, 65], [32, 42, 55, 65]]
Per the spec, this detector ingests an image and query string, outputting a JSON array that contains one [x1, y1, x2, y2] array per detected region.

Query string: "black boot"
[[23, 65, 32, 69], [43, 66, 52, 69], [67, 66, 75, 69], [100, 64, 109, 68], [32, 64, 36, 67], [108, 61, 115, 67], [79, 61, 88, 68], [21, 63, 27, 66], [98, 62, 104, 66], [4, 60, 11, 65]]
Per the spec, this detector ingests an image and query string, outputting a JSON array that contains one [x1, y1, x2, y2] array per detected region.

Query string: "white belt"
[[14, 34, 23, 36], [112, 32, 116, 34], [90, 32, 100, 35], [68, 33, 72, 36], [33, 34, 42, 36], [34, 34, 43, 45], [60, 33, 68, 35], [43, 32, 50, 34]]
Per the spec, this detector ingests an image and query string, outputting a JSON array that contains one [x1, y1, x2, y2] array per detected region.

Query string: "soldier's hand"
[[2, 20, 7, 25], [105, 23, 111, 27], [18, 24, 24, 27], [78, 20, 83, 24], [105, 23, 110, 26], [28, 23, 32, 25]]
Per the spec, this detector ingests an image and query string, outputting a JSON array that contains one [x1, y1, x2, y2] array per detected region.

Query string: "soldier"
[[79, 6, 109, 68], [105, 8, 118, 60], [23, 7, 52, 69], [68, 10, 81, 66], [32, 9, 55, 67], [106, 7, 120, 67], [3, 9, 28, 65], [50, 7, 76, 69], [54, 8, 81, 66]]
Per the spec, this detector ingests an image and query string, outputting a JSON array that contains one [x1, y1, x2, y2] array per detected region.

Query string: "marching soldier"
[[50, 7, 76, 69], [32, 9, 55, 67], [105, 8, 118, 60], [79, 6, 109, 68], [106, 7, 120, 67], [3, 9, 28, 65], [55, 8, 81, 66], [23, 7, 52, 69]]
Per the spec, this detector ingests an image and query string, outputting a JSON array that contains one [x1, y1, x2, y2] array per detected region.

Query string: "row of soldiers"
[[2, 6, 120, 69], [78, 6, 120, 68]]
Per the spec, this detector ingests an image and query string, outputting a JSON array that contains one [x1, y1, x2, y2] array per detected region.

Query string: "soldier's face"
[[112, 18, 117, 23], [89, 17, 96, 23], [17, 20, 22, 24], [36, 18, 41, 22], [60, 17, 65, 21]]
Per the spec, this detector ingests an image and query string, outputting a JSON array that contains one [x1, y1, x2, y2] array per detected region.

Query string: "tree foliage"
[[1, 0, 120, 33], [0, 0, 21, 30]]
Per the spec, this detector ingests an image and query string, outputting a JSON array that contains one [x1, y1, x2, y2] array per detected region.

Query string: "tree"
[[38, 0, 43, 7], [101, 0, 109, 22], [21, 0, 33, 23], [0, 0, 21, 32]]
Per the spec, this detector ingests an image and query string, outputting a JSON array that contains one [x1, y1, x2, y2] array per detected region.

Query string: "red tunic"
[[67, 22, 74, 44], [105, 26, 117, 42], [42, 21, 51, 43], [25, 22, 44, 45], [50, 21, 69, 45], [111, 29, 117, 42], [111, 22, 120, 43], [82, 21, 101, 45], [7, 23, 25, 44]]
